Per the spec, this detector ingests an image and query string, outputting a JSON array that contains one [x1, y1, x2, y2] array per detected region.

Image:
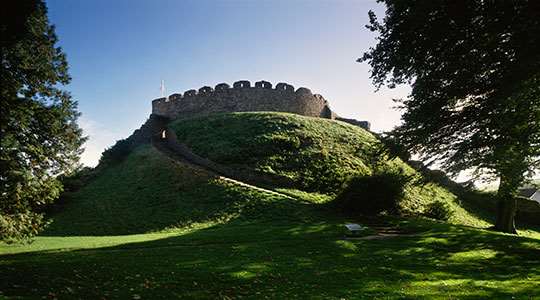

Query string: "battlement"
[[151, 80, 369, 130], [151, 80, 334, 120], [152, 80, 320, 106]]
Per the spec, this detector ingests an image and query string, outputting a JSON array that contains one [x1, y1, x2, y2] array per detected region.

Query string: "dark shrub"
[[335, 172, 410, 215], [98, 139, 132, 166], [59, 167, 97, 193], [516, 196, 540, 226], [424, 200, 453, 221], [43, 167, 98, 213]]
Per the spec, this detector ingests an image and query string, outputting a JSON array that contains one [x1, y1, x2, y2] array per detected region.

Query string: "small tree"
[[1, 1, 86, 241], [360, 0, 540, 233]]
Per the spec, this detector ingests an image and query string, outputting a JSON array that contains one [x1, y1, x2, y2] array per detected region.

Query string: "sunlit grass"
[[1, 212, 538, 299], [1, 112, 539, 298], [449, 249, 499, 261]]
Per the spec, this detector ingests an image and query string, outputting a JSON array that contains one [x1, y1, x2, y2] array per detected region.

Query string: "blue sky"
[[47, 0, 409, 166]]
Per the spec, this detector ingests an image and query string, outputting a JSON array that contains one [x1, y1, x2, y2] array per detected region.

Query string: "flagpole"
[[160, 79, 168, 101], [160, 79, 165, 98]]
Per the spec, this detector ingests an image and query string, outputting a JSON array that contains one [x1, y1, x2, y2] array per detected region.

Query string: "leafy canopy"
[[0, 1, 85, 242], [361, 0, 540, 183], [360, 0, 540, 233]]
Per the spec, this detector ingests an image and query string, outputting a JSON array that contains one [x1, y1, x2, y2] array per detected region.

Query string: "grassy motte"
[[170, 112, 376, 193], [1, 112, 538, 299], [45, 145, 322, 236], [170, 112, 488, 227]]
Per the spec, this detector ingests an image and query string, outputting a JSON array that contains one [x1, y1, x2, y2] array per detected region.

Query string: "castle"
[[151, 80, 370, 130]]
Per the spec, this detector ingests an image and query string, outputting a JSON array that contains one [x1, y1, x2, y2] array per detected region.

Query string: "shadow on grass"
[[42, 144, 341, 238], [447, 186, 540, 232], [1, 220, 539, 299], [43, 173, 332, 238]]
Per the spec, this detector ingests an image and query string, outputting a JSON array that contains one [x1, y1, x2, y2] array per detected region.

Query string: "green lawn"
[[1, 113, 539, 299], [1, 219, 539, 299]]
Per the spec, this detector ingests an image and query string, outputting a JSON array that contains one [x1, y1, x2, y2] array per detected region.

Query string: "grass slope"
[[1, 112, 539, 299], [170, 112, 487, 227], [45, 145, 319, 236], [171, 112, 376, 193]]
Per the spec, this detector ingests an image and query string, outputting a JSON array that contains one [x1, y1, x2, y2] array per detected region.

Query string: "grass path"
[[153, 137, 299, 201]]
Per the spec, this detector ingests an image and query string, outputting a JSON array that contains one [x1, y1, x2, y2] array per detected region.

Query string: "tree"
[[0, 1, 85, 242], [360, 0, 540, 233]]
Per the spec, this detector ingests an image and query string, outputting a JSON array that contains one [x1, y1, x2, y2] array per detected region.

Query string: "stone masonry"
[[151, 80, 370, 130]]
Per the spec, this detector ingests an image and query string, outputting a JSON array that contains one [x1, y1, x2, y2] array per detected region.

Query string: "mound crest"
[[53, 112, 488, 235]]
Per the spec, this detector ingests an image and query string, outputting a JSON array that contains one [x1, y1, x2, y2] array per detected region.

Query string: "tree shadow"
[[41, 145, 332, 237], [1, 220, 538, 299]]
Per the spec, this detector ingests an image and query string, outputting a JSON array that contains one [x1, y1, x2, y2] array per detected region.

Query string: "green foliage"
[[58, 167, 97, 194], [46, 167, 99, 214], [275, 188, 333, 204], [0, 1, 85, 242], [335, 171, 411, 215], [424, 200, 453, 221], [360, 0, 540, 233], [45, 132, 491, 236], [170, 112, 377, 193], [0, 211, 48, 244], [98, 139, 133, 167]]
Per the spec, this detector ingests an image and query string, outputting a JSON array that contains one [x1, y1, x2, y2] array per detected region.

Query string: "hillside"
[[2, 112, 539, 299], [45, 145, 322, 236], [16, 111, 497, 238], [169, 112, 489, 227], [171, 112, 375, 193], [40, 111, 540, 234]]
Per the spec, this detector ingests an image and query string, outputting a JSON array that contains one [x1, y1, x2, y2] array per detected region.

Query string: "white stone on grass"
[[344, 223, 365, 234]]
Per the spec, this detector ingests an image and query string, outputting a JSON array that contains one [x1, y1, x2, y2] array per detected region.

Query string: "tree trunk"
[[494, 176, 518, 234], [494, 196, 517, 234]]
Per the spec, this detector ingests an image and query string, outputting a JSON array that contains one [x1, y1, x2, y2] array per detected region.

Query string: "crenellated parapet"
[[151, 80, 369, 130], [152, 81, 303, 105]]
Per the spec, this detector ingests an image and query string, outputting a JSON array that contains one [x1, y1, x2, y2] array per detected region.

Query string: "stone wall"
[[127, 114, 169, 145], [152, 80, 337, 121], [336, 117, 371, 131]]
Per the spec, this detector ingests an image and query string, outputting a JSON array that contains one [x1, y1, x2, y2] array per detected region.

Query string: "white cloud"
[[78, 116, 126, 167]]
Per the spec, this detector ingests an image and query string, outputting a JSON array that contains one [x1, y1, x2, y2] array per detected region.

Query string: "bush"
[[0, 211, 49, 244], [59, 167, 97, 192], [42, 167, 99, 213], [335, 171, 410, 215], [424, 200, 453, 221], [98, 139, 133, 166]]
